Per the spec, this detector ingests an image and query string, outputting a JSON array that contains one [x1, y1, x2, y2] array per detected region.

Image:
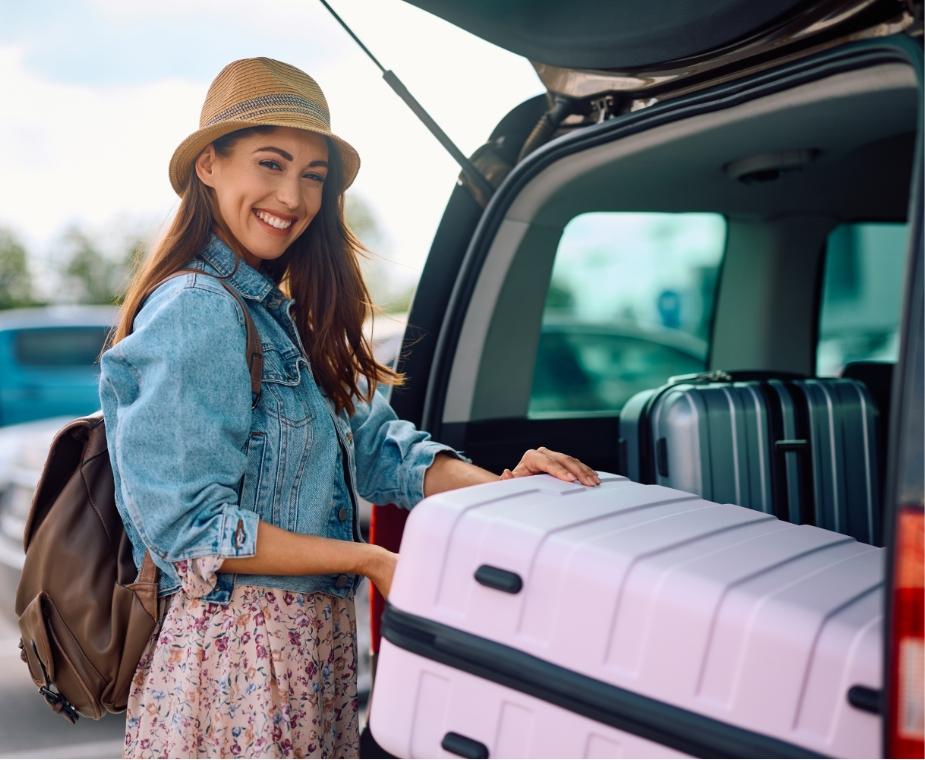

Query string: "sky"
[[0, 0, 543, 297]]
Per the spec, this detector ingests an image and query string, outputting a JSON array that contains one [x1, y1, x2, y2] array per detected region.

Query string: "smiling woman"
[[197, 129, 330, 265], [95, 56, 597, 759]]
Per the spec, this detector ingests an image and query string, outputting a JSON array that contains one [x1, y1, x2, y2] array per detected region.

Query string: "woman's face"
[[195, 126, 330, 269]]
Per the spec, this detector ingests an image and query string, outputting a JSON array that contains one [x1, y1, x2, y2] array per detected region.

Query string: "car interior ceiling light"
[[723, 148, 820, 184]]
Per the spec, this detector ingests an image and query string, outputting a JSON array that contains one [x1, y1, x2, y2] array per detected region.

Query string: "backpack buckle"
[[32, 642, 79, 723], [38, 685, 79, 724]]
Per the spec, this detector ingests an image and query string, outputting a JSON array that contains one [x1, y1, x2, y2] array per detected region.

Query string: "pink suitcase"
[[369, 474, 884, 758]]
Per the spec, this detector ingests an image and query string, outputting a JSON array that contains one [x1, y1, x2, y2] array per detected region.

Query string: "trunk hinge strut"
[[318, 0, 496, 203]]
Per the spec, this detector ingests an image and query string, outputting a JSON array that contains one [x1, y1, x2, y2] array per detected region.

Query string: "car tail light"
[[888, 507, 924, 759], [369, 503, 409, 657]]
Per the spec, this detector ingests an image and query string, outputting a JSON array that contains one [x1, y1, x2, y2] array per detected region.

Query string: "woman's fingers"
[[509, 448, 600, 486], [540, 447, 600, 486]]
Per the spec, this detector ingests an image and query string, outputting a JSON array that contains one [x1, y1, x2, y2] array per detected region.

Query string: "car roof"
[[0, 305, 119, 331]]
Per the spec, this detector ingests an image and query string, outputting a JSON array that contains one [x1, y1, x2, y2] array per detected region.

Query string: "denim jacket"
[[99, 234, 463, 604]]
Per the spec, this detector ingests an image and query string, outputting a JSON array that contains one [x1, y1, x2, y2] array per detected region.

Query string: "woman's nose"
[[275, 177, 301, 209]]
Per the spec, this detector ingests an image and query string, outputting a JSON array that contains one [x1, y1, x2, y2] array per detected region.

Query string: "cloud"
[[0, 45, 199, 250], [0, 1, 543, 290]]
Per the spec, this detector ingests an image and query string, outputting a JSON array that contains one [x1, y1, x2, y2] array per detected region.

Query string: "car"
[[378, 313, 707, 413], [0, 306, 117, 427], [362, 1, 923, 757], [530, 318, 706, 414]]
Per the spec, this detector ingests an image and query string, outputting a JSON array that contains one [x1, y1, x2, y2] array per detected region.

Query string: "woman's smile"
[[253, 208, 296, 235]]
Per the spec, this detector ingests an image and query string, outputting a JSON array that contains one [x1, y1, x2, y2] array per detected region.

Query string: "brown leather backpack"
[[15, 269, 263, 722]]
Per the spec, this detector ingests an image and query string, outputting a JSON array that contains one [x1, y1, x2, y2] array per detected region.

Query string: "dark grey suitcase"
[[791, 378, 882, 544], [619, 373, 881, 544]]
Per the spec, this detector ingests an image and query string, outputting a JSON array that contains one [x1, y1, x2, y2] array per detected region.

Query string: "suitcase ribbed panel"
[[374, 639, 694, 759], [619, 377, 882, 544], [374, 476, 883, 758], [652, 383, 773, 513], [793, 379, 880, 545]]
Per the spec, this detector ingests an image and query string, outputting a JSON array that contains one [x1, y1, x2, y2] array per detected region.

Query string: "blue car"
[[0, 306, 118, 427]]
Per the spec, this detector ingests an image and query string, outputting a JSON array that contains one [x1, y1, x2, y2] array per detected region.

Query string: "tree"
[[55, 226, 140, 305], [0, 228, 36, 309]]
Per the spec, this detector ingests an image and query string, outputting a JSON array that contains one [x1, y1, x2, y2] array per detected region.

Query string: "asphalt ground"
[[0, 579, 373, 758]]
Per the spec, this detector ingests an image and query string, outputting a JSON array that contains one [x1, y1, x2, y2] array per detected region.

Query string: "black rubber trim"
[[441, 732, 489, 759], [847, 685, 883, 715], [474, 565, 523, 594], [381, 604, 826, 759]]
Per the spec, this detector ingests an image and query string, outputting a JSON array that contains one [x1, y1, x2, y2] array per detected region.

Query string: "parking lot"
[[0, 578, 371, 758]]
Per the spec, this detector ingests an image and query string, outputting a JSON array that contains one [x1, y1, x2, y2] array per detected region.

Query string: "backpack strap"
[[138, 268, 264, 404]]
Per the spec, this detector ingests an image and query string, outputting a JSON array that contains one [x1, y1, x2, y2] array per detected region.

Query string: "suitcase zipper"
[[381, 604, 822, 759]]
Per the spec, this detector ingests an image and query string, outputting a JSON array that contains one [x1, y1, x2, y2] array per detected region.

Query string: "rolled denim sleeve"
[[349, 384, 470, 509], [99, 281, 259, 565]]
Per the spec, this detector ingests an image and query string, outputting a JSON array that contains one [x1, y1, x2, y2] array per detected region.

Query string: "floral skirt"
[[123, 582, 360, 759]]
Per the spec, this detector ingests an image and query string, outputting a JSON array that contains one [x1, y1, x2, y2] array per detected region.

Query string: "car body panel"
[[0, 307, 116, 426]]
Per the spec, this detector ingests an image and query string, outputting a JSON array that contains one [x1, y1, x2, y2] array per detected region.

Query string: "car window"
[[530, 212, 726, 415], [13, 327, 111, 368], [817, 222, 908, 376]]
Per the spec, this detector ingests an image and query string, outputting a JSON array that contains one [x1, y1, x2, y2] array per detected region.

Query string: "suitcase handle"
[[773, 438, 814, 525], [475, 565, 523, 594], [442, 732, 489, 759]]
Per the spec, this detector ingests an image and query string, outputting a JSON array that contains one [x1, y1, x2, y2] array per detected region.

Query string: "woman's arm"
[[423, 448, 600, 496], [220, 449, 598, 600], [219, 521, 398, 598]]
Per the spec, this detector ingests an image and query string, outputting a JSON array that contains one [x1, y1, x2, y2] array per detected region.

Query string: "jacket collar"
[[196, 233, 283, 304]]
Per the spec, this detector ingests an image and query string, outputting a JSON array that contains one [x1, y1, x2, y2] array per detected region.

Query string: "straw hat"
[[169, 57, 360, 196]]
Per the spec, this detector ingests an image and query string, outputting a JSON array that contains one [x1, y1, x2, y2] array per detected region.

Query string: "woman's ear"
[[194, 145, 218, 188]]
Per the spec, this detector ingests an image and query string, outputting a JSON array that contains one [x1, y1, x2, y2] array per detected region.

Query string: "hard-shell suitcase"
[[618, 374, 881, 545], [369, 475, 883, 758]]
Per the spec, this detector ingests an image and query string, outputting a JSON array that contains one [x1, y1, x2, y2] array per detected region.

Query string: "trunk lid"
[[405, 0, 918, 100]]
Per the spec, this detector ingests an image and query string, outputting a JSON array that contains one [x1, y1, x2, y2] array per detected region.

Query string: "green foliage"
[[57, 227, 141, 305], [0, 228, 38, 309]]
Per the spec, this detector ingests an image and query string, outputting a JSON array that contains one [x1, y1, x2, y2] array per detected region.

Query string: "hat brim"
[[168, 118, 360, 196]]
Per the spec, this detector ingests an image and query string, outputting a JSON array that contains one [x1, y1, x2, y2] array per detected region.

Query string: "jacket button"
[[335, 574, 350, 588], [338, 507, 349, 522]]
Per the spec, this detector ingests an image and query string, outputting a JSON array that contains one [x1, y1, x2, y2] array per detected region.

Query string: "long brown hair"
[[112, 126, 402, 415]]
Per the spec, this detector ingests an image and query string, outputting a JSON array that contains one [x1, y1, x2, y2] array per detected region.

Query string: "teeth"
[[255, 210, 293, 230]]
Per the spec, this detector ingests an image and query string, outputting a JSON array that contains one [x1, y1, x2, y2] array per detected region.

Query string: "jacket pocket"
[[239, 431, 267, 512], [261, 348, 313, 426]]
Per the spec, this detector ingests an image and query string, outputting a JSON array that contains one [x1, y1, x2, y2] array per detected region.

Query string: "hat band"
[[205, 93, 330, 128]]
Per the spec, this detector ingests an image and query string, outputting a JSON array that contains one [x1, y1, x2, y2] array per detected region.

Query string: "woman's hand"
[[363, 544, 399, 600], [500, 447, 600, 487]]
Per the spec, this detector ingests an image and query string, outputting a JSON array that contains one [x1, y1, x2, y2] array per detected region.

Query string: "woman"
[[100, 57, 599, 759]]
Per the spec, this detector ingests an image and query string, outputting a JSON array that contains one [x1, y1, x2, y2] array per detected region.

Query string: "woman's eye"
[[259, 159, 282, 171], [303, 173, 327, 183]]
